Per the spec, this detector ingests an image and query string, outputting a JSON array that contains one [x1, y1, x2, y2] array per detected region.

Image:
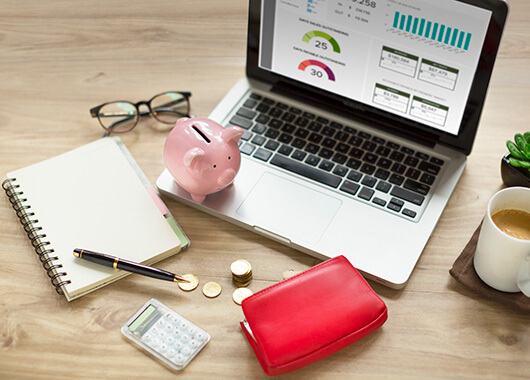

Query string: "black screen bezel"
[[246, 0, 508, 155]]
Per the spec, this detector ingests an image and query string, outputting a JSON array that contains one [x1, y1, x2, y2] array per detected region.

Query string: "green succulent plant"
[[506, 132, 530, 173]]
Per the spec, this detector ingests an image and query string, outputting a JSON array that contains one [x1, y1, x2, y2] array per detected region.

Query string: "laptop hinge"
[[271, 81, 440, 149]]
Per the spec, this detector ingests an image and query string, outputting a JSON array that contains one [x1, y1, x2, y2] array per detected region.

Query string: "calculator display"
[[129, 305, 159, 335]]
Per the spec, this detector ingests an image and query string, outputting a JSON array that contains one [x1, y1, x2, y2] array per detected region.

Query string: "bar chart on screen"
[[386, 9, 475, 55], [392, 11, 472, 50]]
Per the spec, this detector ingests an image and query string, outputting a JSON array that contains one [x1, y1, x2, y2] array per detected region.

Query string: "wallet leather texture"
[[240, 255, 388, 376]]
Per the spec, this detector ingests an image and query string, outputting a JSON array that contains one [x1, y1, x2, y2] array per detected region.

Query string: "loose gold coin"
[[232, 287, 253, 305], [230, 260, 252, 277], [202, 281, 222, 298], [178, 274, 199, 291]]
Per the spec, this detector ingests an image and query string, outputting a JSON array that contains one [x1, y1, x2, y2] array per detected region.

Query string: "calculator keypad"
[[143, 315, 207, 367]]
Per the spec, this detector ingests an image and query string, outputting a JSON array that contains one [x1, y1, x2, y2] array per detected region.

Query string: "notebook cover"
[[4, 137, 189, 301], [240, 255, 387, 376]]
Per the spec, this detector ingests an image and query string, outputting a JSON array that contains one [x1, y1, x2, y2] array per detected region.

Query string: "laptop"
[[157, 0, 508, 288]]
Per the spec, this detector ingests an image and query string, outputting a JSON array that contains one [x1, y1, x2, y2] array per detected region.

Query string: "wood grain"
[[1, 1, 528, 378]]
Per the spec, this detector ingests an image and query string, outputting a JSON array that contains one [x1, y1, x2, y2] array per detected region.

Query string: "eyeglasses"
[[90, 91, 191, 136]]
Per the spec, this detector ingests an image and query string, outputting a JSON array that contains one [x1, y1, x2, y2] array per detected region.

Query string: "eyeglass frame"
[[90, 91, 192, 136]]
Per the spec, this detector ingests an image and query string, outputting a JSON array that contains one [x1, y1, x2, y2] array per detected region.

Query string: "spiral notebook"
[[3, 137, 189, 301]]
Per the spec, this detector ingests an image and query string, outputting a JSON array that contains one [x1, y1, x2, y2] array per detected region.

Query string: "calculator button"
[[175, 354, 185, 364]]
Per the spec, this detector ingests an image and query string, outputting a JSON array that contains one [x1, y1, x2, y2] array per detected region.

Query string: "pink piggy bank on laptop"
[[164, 117, 243, 202]]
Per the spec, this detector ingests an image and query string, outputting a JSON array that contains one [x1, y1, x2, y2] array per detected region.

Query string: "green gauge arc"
[[302, 30, 341, 53]]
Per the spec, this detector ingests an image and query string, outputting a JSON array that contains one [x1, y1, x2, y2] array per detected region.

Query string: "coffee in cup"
[[491, 209, 530, 240]]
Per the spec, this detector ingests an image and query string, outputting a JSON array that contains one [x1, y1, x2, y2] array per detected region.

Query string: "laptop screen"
[[248, 0, 508, 154]]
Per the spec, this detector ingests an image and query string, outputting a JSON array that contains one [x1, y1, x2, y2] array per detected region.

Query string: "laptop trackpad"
[[236, 173, 342, 244]]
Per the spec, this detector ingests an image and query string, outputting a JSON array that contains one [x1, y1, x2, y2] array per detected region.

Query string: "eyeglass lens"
[[98, 102, 138, 133], [150, 92, 189, 124]]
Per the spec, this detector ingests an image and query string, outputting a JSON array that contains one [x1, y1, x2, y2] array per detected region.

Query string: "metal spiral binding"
[[2, 178, 71, 295]]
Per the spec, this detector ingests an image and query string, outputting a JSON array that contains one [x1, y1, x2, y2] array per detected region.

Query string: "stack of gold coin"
[[230, 259, 252, 287]]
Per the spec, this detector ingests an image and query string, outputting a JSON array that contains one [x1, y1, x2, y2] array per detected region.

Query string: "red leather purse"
[[240, 255, 388, 376]]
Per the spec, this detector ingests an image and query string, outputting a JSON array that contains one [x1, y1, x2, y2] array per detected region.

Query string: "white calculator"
[[122, 298, 210, 370]]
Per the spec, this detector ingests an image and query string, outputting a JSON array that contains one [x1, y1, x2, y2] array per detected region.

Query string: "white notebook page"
[[8, 138, 182, 301]]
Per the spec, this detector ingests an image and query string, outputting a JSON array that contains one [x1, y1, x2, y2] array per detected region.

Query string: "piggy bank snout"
[[218, 168, 236, 187]]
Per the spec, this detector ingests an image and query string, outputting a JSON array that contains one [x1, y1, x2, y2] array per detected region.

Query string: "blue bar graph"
[[464, 32, 472, 50], [444, 27, 452, 44], [457, 31, 465, 48], [392, 11, 472, 51], [412, 18, 419, 34], [451, 28, 459, 46], [437, 25, 445, 42], [393, 12, 399, 28], [419, 19, 425, 36], [425, 21, 432, 38], [431, 23, 438, 40]]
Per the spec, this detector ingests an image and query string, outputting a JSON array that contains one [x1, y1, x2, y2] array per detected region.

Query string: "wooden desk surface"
[[1, 1, 528, 378]]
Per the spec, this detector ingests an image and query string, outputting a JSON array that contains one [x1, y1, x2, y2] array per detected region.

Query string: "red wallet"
[[240, 255, 387, 376]]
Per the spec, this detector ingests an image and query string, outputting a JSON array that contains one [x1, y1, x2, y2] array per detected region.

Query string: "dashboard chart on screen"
[[259, 0, 492, 135]]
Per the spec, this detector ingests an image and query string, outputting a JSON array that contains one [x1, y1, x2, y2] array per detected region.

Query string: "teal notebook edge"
[[113, 137, 191, 250]]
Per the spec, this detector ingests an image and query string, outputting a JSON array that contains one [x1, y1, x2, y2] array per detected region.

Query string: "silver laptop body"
[[158, 0, 508, 288]]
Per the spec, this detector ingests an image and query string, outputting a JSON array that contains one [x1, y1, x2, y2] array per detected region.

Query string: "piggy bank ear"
[[183, 147, 205, 171], [221, 126, 244, 144]]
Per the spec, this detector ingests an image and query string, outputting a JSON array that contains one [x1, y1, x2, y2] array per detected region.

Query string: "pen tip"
[[174, 275, 190, 283]]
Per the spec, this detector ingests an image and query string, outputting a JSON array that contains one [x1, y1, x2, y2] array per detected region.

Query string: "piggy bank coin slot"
[[192, 125, 211, 143]]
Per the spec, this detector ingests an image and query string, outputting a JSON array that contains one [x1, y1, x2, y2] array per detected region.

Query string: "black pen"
[[73, 248, 189, 283]]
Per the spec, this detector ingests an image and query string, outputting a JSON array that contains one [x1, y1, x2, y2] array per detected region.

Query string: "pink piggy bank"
[[164, 117, 243, 202]]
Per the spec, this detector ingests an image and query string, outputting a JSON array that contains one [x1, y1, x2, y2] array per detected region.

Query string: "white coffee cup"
[[473, 187, 530, 296]]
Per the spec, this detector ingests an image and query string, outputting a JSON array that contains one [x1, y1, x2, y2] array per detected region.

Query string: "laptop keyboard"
[[226, 92, 445, 220]]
